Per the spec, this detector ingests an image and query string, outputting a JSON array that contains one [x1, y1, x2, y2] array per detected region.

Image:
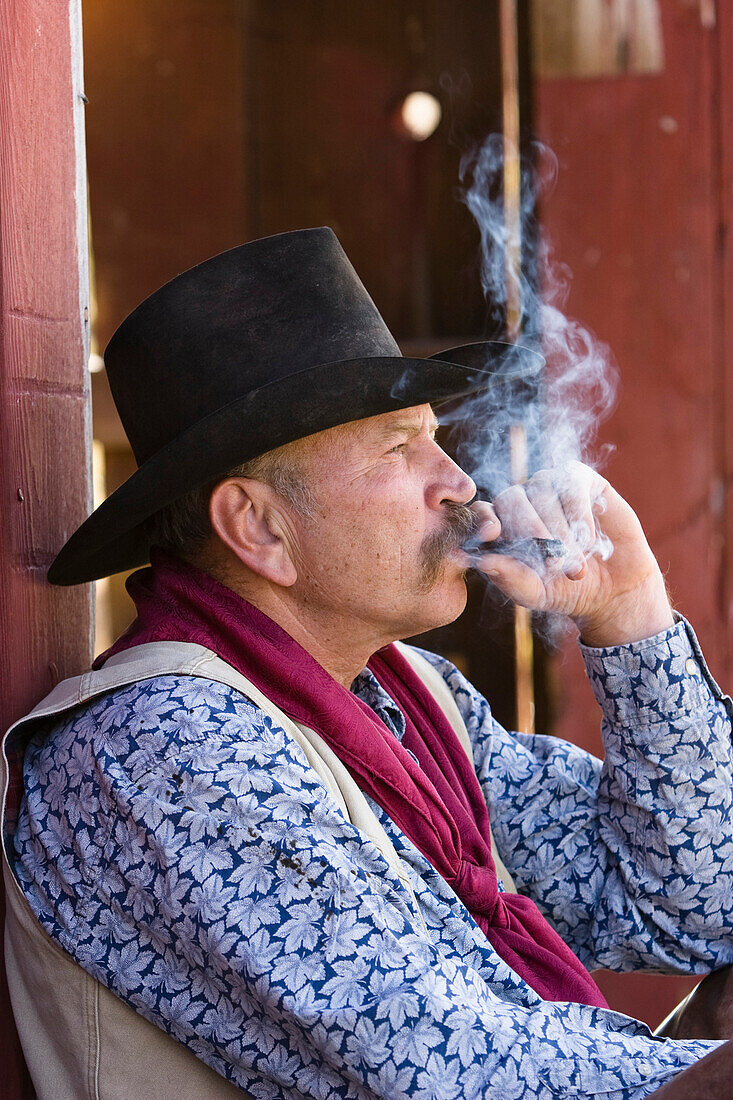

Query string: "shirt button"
[[685, 658, 698, 675]]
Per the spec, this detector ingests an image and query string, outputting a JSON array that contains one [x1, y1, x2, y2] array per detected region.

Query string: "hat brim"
[[48, 341, 543, 585]]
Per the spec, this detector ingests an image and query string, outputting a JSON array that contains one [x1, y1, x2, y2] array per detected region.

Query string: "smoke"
[[439, 135, 619, 637], [457, 134, 618, 484], [446, 134, 618, 547]]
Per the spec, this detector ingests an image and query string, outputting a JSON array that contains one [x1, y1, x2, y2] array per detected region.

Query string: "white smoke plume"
[[448, 134, 619, 512]]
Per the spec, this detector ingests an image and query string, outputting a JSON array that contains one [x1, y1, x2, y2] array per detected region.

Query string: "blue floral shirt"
[[11, 618, 733, 1098]]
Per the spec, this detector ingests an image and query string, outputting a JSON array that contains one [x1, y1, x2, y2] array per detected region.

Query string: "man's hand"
[[467, 461, 674, 647]]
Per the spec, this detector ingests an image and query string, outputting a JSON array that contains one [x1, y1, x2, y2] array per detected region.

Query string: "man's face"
[[284, 404, 477, 646]]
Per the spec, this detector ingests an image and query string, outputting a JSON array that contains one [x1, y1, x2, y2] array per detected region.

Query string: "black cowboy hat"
[[48, 227, 543, 585]]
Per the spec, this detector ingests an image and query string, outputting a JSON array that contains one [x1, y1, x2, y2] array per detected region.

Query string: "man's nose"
[[428, 448, 476, 508]]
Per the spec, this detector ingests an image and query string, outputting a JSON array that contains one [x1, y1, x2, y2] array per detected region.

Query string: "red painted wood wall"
[[0, 0, 92, 1093], [535, 1, 733, 1024]]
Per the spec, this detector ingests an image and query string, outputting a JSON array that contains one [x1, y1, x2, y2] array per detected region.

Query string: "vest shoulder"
[[396, 642, 466, 694]]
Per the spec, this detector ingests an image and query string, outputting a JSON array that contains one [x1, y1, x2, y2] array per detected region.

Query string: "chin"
[[412, 572, 468, 634], [441, 585, 469, 627]]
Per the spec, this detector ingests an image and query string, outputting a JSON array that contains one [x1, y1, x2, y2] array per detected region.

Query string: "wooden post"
[[716, 3, 733, 675], [500, 0, 535, 734], [0, 0, 91, 1093]]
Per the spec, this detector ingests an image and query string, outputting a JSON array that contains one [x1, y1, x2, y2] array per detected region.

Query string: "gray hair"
[[147, 445, 316, 564]]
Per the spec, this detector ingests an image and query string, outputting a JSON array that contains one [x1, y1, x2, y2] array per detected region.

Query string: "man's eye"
[[388, 442, 407, 454]]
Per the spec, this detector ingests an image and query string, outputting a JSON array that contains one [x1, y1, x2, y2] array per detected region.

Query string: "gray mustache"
[[418, 504, 477, 591]]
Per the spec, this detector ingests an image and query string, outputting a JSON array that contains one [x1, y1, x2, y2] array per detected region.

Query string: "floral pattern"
[[11, 617, 733, 1098]]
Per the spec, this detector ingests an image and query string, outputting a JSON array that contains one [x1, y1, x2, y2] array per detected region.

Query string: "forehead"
[[284, 404, 437, 474], [332, 403, 438, 445]]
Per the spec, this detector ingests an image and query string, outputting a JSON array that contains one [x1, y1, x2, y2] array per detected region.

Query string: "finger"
[[524, 470, 571, 537], [524, 471, 585, 577], [551, 463, 598, 554], [469, 499, 501, 543], [478, 553, 547, 608], [492, 483, 579, 579], [492, 484, 551, 541]]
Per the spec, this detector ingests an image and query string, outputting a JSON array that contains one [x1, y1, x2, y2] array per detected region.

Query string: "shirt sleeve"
[[419, 616, 733, 975], [11, 673, 722, 1099]]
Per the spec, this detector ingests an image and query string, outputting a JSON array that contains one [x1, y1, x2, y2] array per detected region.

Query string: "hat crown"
[[105, 228, 400, 465]]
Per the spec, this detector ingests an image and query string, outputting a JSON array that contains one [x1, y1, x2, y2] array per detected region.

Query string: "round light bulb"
[[399, 92, 442, 141]]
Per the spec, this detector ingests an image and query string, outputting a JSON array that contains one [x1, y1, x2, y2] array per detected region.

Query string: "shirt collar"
[[350, 667, 406, 741]]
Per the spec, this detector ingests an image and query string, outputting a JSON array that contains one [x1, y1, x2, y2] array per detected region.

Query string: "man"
[[3, 227, 733, 1098]]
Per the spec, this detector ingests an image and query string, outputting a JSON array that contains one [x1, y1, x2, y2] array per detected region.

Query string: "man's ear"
[[208, 478, 298, 586]]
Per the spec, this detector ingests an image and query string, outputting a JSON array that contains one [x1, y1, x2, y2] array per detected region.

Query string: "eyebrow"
[[377, 412, 440, 443]]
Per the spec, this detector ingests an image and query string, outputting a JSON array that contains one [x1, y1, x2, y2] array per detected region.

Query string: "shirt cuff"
[[578, 613, 733, 726]]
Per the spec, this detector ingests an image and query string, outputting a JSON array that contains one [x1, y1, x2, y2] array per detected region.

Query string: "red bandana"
[[97, 550, 606, 1007]]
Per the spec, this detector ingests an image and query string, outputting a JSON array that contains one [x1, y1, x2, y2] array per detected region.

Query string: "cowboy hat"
[[49, 227, 542, 584]]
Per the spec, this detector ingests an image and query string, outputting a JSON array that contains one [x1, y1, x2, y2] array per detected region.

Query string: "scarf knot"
[[454, 862, 506, 922]]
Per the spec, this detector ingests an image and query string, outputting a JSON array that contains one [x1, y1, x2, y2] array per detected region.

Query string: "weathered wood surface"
[[717, 5, 733, 656], [82, 0, 248, 348], [535, 2, 733, 1025], [0, 0, 92, 1093]]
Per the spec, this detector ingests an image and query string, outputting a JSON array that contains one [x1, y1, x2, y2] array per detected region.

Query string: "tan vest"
[[1, 642, 515, 1099]]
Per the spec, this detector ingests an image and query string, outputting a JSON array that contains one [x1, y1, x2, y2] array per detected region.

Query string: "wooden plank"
[[715, 3, 733, 667], [246, 0, 503, 340], [0, 0, 92, 1093], [0, 0, 93, 691], [82, 0, 248, 348], [534, 2, 730, 1026]]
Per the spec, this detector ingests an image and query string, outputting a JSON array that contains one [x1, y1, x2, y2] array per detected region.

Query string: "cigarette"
[[462, 535, 568, 560]]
